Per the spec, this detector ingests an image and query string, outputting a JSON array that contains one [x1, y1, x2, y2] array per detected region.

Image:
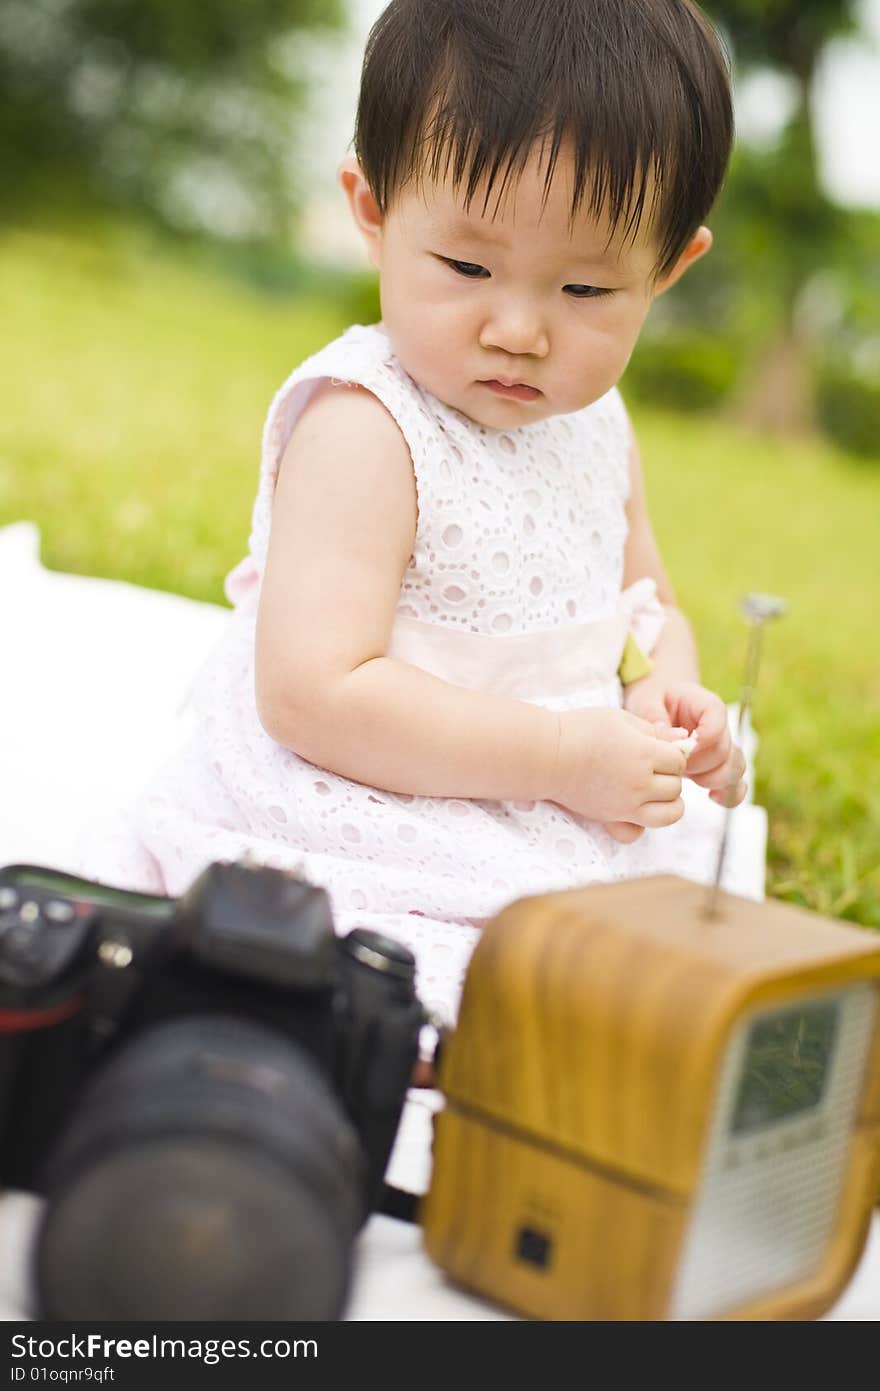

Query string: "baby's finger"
[[638, 796, 685, 829], [694, 700, 730, 748], [647, 772, 684, 803], [709, 779, 748, 808], [605, 820, 645, 843], [691, 746, 746, 792], [650, 725, 700, 767], [687, 725, 731, 777], [652, 739, 688, 776]]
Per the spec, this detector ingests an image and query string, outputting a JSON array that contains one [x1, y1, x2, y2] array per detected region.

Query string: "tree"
[[709, 3, 857, 83], [0, 0, 345, 239], [700, 1, 862, 432]]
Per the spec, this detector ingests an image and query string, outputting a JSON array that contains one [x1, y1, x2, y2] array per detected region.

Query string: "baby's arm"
[[618, 421, 700, 692], [255, 384, 686, 828], [256, 381, 555, 801], [619, 423, 747, 808]]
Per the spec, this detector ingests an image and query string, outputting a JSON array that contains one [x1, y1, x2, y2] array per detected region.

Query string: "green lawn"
[[3, 221, 878, 930]]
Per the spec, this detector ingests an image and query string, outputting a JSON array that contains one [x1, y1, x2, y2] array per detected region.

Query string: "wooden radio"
[[421, 875, 880, 1320]]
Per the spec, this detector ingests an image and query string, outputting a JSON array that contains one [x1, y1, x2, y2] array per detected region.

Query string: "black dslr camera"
[[0, 859, 425, 1320]]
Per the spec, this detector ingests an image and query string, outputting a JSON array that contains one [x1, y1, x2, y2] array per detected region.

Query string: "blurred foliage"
[[706, 0, 859, 82], [711, 119, 846, 324], [181, 232, 383, 323], [816, 358, 880, 459], [629, 2, 880, 455], [0, 0, 344, 237], [2, 0, 877, 456], [809, 215, 880, 461], [623, 330, 739, 411]]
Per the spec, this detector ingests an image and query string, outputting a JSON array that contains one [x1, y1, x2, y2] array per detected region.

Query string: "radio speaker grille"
[[670, 985, 876, 1320]]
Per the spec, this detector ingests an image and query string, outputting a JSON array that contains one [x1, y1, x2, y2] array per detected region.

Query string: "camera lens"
[[36, 1016, 365, 1320]]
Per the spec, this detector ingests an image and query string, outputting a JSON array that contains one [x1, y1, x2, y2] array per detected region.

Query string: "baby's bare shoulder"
[[279, 376, 415, 508]]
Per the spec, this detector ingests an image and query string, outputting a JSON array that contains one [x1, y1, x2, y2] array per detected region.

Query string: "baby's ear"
[[337, 156, 383, 269], [653, 226, 713, 296]]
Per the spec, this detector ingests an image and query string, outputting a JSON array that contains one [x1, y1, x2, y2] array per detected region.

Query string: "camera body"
[[0, 859, 425, 1319]]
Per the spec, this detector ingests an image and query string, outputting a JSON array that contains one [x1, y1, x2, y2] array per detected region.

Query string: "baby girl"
[[104, 0, 757, 1033]]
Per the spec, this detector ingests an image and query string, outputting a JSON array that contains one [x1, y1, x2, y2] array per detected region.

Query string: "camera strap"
[[378, 1183, 421, 1225]]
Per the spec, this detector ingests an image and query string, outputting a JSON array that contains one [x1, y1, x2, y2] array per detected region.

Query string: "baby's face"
[[358, 145, 673, 427]]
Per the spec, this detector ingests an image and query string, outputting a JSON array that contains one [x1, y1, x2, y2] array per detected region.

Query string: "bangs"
[[414, 92, 666, 266]]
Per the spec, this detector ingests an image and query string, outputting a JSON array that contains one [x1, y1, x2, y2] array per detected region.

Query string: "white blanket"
[[0, 520, 876, 1320]]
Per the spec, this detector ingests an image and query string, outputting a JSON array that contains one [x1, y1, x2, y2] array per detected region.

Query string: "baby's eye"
[[564, 284, 613, 299], [444, 258, 489, 279]]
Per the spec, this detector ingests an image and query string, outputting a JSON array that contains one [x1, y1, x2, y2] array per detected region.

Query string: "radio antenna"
[[705, 593, 788, 919]]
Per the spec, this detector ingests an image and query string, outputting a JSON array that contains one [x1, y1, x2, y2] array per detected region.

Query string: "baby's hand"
[[551, 707, 688, 831], [661, 681, 747, 807], [604, 728, 697, 843], [624, 679, 747, 809]]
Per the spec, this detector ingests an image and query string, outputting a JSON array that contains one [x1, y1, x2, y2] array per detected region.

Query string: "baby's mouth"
[[479, 379, 542, 401]]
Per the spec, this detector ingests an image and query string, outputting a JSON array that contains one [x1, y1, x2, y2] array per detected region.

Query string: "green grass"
[[2, 221, 878, 931], [0, 221, 350, 599], [637, 410, 880, 929]]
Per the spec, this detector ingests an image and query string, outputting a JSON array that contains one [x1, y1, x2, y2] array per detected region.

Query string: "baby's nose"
[[479, 308, 549, 358]]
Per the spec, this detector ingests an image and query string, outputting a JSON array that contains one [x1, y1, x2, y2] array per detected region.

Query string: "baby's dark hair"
[[354, 0, 733, 278]]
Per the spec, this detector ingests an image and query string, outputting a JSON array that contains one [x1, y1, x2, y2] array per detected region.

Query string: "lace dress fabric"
[[93, 323, 764, 1024]]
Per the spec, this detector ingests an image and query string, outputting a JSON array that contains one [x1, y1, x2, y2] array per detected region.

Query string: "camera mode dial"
[[0, 893, 91, 989]]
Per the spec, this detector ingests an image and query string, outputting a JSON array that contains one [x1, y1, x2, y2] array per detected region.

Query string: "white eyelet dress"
[[108, 323, 765, 1026]]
